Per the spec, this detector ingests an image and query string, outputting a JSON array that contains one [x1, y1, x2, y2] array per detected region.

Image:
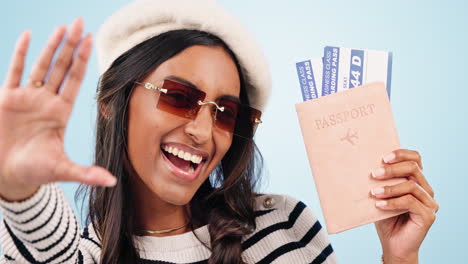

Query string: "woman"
[[0, 0, 438, 263]]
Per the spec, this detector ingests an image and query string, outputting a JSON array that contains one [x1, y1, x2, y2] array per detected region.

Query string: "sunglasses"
[[134, 79, 262, 139]]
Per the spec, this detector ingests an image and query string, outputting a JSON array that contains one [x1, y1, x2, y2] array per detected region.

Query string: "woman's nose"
[[184, 105, 215, 144]]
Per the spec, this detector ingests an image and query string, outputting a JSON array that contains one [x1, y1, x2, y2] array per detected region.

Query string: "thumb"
[[78, 165, 117, 187], [53, 158, 117, 187]]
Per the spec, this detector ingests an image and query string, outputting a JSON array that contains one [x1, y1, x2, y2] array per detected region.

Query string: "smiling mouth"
[[161, 145, 205, 173]]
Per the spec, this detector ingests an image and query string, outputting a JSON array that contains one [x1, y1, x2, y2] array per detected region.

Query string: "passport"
[[295, 82, 407, 234]]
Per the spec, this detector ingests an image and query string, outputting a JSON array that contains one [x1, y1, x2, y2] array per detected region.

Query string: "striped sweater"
[[0, 184, 337, 263]]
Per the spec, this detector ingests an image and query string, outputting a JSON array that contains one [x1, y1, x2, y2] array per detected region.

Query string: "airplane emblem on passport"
[[341, 128, 358, 145]]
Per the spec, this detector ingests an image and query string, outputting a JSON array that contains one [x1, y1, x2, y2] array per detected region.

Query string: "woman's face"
[[127, 45, 240, 206]]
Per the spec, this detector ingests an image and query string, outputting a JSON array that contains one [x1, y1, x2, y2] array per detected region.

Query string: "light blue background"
[[1, 0, 466, 262]]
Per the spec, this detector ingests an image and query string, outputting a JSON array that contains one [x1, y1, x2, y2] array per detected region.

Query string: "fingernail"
[[371, 168, 385, 178], [376, 200, 387, 207], [383, 152, 396, 163], [371, 187, 385, 196], [22, 30, 31, 39]]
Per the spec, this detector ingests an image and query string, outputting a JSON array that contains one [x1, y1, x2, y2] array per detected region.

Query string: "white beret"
[[95, 0, 272, 111]]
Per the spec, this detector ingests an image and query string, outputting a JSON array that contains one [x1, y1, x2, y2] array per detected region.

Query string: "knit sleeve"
[[0, 184, 100, 263], [283, 194, 338, 264]]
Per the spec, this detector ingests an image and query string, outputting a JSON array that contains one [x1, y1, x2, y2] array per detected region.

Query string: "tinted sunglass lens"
[[215, 98, 262, 139], [233, 105, 261, 139], [156, 79, 205, 119]]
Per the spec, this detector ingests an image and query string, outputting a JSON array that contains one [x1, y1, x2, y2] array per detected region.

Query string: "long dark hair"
[[77, 29, 264, 263]]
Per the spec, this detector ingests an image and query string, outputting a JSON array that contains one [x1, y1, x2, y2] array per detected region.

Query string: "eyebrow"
[[165, 75, 241, 103]]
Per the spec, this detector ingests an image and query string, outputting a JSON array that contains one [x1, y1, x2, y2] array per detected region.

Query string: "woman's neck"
[[136, 200, 190, 237], [131, 179, 191, 237]]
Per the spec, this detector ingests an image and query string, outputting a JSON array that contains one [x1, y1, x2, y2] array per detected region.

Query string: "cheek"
[[128, 117, 158, 175], [127, 98, 164, 177], [212, 132, 234, 163]]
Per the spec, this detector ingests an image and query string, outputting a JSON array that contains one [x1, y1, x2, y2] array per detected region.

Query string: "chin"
[[152, 183, 197, 206], [163, 197, 192, 206]]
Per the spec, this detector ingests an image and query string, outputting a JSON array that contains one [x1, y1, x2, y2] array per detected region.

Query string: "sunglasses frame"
[[134, 79, 262, 138]]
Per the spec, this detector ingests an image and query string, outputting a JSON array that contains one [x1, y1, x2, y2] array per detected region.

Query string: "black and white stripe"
[[0, 185, 336, 263]]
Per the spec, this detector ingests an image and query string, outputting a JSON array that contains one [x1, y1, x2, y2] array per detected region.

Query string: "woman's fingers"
[[372, 160, 434, 198], [3, 31, 31, 88], [28, 25, 67, 88], [46, 18, 84, 93], [371, 180, 439, 213], [60, 33, 92, 104], [375, 194, 436, 226], [53, 157, 117, 187], [77, 166, 117, 187], [382, 148, 423, 170]]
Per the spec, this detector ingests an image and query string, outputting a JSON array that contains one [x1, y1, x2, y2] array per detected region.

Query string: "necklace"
[[140, 222, 190, 235]]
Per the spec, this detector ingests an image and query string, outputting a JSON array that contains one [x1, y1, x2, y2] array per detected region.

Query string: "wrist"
[[382, 252, 419, 264], [0, 181, 41, 202]]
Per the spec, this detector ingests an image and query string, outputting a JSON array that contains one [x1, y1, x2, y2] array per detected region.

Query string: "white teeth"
[[189, 165, 194, 173], [172, 147, 179, 156], [162, 145, 203, 164], [177, 150, 185, 158]]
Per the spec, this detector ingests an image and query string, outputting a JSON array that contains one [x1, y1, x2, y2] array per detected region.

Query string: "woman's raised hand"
[[0, 18, 116, 201], [372, 149, 438, 263]]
